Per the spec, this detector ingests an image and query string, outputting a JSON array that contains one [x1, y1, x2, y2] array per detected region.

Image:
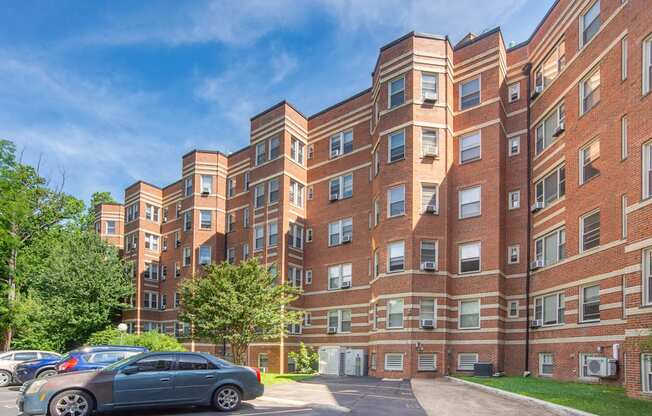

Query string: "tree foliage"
[[85, 191, 117, 228], [288, 342, 319, 374], [86, 328, 185, 352], [179, 260, 302, 365]]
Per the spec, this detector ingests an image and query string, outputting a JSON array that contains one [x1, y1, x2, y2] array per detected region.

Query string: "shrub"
[[288, 342, 318, 374], [86, 327, 186, 352]]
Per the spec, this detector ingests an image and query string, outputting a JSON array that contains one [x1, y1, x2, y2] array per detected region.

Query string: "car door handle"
[[205, 375, 215, 379], [160, 378, 171, 382]]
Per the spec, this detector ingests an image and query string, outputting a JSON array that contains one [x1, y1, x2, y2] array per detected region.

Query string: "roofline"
[[453, 27, 501, 51], [228, 144, 250, 158], [181, 149, 225, 159], [372, 31, 451, 77], [125, 179, 161, 191], [510, 0, 562, 52], [249, 100, 308, 122], [95, 202, 123, 208], [308, 88, 372, 120]]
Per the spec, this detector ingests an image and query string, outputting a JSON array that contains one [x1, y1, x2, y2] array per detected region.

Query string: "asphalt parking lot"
[[0, 376, 425, 416]]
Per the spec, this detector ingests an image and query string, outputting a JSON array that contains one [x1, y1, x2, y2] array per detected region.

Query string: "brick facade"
[[95, 0, 652, 398]]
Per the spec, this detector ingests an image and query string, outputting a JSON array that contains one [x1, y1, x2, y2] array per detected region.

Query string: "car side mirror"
[[123, 366, 139, 375]]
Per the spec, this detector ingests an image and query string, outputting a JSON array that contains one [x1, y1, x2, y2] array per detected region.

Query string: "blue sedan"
[[18, 352, 264, 415], [14, 355, 62, 384]]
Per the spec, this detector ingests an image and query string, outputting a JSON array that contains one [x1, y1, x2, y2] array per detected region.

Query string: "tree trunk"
[[2, 249, 17, 351], [231, 342, 247, 366]]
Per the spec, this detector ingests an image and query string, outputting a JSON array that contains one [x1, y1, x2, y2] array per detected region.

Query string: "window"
[[268, 263, 278, 279], [644, 142, 652, 199], [174, 231, 180, 247], [534, 292, 565, 326], [330, 174, 353, 200], [254, 225, 264, 251], [509, 190, 520, 210], [126, 203, 139, 222], [642, 354, 652, 393], [174, 262, 181, 277], [307, 186, 313, 200], [579, 353, 598, 380], [421, 129, 438, 157], [420, 298, 436, 325], [305, 270, 312, 285], [580, 210, 600, 252], [242, 243, 249, 260], [622, 195, 628, 239], [226, 247, 235, 264], [201, 175, 212, 194], [387, 241, 405, 272], [460, 131, 481, 163], [370, 352, 377, 370], [288, 266, 302, 288], [162, 237, 168, 252], [459, 185, 481, 218], [645, 249, 652, 306], [200, 210, 211, 229], [244, 172, 250, 191], [306, 228, 313, 243], [328, 309, 351, 333], [387, 299, 404, 329], [420, 241, 437, 270], [303, 312, 312, 326], [258, 353, 269, 370], [460, 77, 480, 110], [199, 245, 211, 265], [384, 353, 404, 371], [289, 223, 304, 250], [535, 228, 566, 266], [581, 284, 600, 322], [308, 144, 314, 159], [183, 211, 192, 231], [373, 198, 380, 226], [421, 72, 437, 101], [143, 292, 159, 309], [508, 83, 520, 102], [254, 183, 265, 208], [255, 142, 266, 165], [508, 300, 519, 318], [580, 0, 600, 48], [621, 36, 628, 81], [241, 207, 249, 229], [145, 204, 159, 222], [535, 165, 566, 206], [184, 177, 193, 197], [328, 218, 352, 246], [289, 180, 304, 207], [268, 137, 280, 160], [459, 242, 481, 274], [508, 136, 520, 156], [421, 184, 438, 214], [373, 249, 379, 278], [268, 221, 278, 247], [459, 299, 480, 329], [290, 137, 304, 164], [580, 69, 600, 114], [621, 115, 628, 160], [227, 178, 235, 197], [508, 245, 520, 264], [374, 151, 380, 176], [267, 178, 280, 204], [580, 139, 601, 185], [144, 233, 159, 251], [539, 353, 554, 376], [330, 131, 353, 158], [644, 35, 652, 95], [328, 263, 352, 290], [106, 220, 116, 235], [388, 130, 405, 162], [387, 185, 405, 217], [144, 261, 159, 280], [535, 41, 566, 90], [457, 353, 479, 371], [535, 104, 565, 155], [178, 355, 215, 371], [389, 76, 405, 108]]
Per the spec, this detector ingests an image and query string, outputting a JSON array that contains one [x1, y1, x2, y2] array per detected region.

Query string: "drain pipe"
[[523, 62, 533, 375]]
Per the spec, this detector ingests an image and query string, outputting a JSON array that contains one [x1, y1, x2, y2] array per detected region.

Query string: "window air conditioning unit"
[[421, 319, 435, 329], [530, 259, 545, 270], [530, 319, 542, 328], [423, 148, 438, 157], [329, 193, 339, 202], [327, 326, 337, 334], [131, 242, 137, 250], [422, 261, 436, 271], [162, 247, 167, 252], [161, 274, 166, 281], [163, 216, 168, 223], [175, 240, 181, 248], [160, 305, 166, 311], [531, 85, 543, 99], [331, 149, 340, 158], [200, 261, 209, 266], [423, 91, 438, 103], [201, 189, 210, 196], [342, 234, 352, 244], [341, 281, 352, 289], [531, 201, 545, 213], [553, 121, 565, 137], [143, 271, 150, 279], [586, 357, 617, 378], [175, 270, 181, 277], [425, 205, 437, 214]]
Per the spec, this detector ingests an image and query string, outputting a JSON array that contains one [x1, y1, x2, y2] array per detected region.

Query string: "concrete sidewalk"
[[411, 378, 558, 416]]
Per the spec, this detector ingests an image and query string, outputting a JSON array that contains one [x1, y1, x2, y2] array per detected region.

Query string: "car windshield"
[[102, 353, 143, 372]]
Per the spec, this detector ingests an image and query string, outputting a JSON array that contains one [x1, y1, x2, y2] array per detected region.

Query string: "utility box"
[[473, 362, 494, 377]]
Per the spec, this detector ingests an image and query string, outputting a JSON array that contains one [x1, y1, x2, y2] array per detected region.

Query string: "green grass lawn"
[[261, 372, 316, 385], [456, 375, 652, 416]]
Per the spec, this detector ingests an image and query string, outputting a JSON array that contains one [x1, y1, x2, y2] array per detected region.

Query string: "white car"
[[0, 350, 59, 387]]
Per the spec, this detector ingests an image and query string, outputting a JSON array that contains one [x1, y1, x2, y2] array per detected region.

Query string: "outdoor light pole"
[[117, 323, 128, 344]]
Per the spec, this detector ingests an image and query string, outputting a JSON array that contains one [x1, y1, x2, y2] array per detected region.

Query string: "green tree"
[[0, 140, 83, 349], [85, 191, 117, 228], [11, 224, 133, 352], [288, 342, 318, 374], [87, 328, 186, 352], [179, 260, 302, 365]]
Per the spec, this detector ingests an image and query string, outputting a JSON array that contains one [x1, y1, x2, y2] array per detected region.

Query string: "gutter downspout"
[[523, 62, 533, 375]]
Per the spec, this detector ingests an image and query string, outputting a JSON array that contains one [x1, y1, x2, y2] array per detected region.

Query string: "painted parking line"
[[235, 408, 313, 415], [298, 382, 411, 391], [269, 386, 418, 401]]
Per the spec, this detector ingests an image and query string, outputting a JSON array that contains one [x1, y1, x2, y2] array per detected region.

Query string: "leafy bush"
[[86, 327, 186, 352], [288, 342, 318, 374]]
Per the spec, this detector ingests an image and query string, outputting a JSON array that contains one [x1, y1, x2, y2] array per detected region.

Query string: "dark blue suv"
[[55, 346, 148, 374]]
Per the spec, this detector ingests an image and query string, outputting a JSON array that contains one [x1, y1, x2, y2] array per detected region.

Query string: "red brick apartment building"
[[94, 0, 652, 398]]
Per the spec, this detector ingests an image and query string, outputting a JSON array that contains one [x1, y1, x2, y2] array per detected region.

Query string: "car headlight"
[[24, 379, 48, 395]]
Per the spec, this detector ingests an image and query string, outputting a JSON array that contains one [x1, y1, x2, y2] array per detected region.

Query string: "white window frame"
[[183, 211, 192, 231], [384, 353, 404, 371], [254, 225, 264, 251], [459, 241, 481, 274], [458, 299, 481, 329], [417, 353, 437, 372], [508, 190, 520, 210], [580, 284, 601, 323], [388, 130, 405, 163], [535, 103, 566, 155], [508, 245, 520, 265], [580, 68, 600, 115], [227, 178, 235, 197], [419, 298, 437, 325], [387, 185, 405, 218], [508, 136, 520, 156], [268, 220, 278, 247], [255, 142, 266, 165], [268, 178, 280, 204], [106, 220, 116, 235], [508, 82, 520, 102], [201, 175, 213, 194], [643, 248, 652, 306], [579, 139, 600, 185], [535, 227, 566, 266], [289, 223, 304, 250], [508, 300, 519, 318], [268, 136, 280, 160], [621, 115, 628, 160], [421, 129, 438, 157], [644, 35, 652, 95], [643, 141, 652, 199], [539, 353, 554, 376], [579, 209, 600, 253], [288, 266, 303, 289], [459, 131, 481, 164], [387, 240, 405, 273], [330, 173, 353, 200], [388, 75, 405, 109], [328, 263, 352, 290], [459, 185, 481, 219], [254, 183, 265, 209], [305, 269, 312, 285], [184, 177, 193, 197], [227, 247, 235, 264], [421, 72, 437, 101], [579, 0, 600, 49], [289, 180, 304, 208], [200, 210, 212, 229], [621, 36, 628, 81], [534, 40, 566, 90], [642, 353, 652, 393], [243, 207, 250, 228], [420, 183, 438, 214], [459, 76, 481, 110], [244, 171, 250, 191], [535, 164, 566, 205], [373, 197, 380, 226], [182, 247, 191, 267], [327, 309, 351, 333], [328, 217, 352, 247], [420, 240, 438, 270], [290, 136, 305, 165], [457, 353, 479, 371], [386, 299, 404, 329], [329, 130, 353, 158], [199, 245, 211, 265], [534, 292, 565, 326]]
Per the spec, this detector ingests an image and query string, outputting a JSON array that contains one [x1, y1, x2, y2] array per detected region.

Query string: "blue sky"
[[0, 0, 555, 204]]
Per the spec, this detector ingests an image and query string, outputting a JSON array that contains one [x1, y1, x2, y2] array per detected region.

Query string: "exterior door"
[[318, 347, 340, 375], [172, 354, 218, 403], [113, 354, 177, 406]]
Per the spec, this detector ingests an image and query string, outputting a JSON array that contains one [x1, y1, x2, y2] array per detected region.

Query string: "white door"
[[344, 349, 364, 376], [319, 347, 340, 375]]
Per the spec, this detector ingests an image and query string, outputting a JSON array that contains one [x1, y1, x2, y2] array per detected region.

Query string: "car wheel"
[[37, 369, 57, 379], [213, 385, 241, 411], [48, 389, 93, 416], [0, 370, 12, 387]]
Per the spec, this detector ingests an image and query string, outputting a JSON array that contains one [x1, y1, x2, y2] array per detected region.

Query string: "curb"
[[447, 376, 597, 416]]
